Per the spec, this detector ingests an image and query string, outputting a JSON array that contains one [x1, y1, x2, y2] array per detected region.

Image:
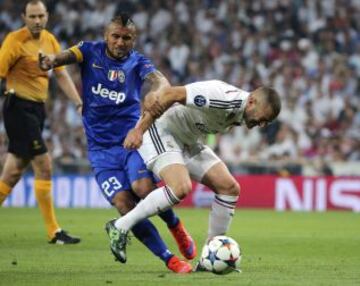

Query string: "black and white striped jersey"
[[157, 80, 249, 145]]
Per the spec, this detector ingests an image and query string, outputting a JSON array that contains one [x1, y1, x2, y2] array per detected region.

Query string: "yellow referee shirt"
[[0, 26, 64, 102]]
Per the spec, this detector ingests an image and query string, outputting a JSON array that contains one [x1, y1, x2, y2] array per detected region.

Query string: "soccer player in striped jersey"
[[39, 14, 195, 273], [113, 80, 281, 264]]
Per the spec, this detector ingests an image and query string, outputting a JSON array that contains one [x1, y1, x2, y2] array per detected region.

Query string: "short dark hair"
[[259, 86, 282, 120], [23, 0, 47, 14], [110, 13, 135, 28]]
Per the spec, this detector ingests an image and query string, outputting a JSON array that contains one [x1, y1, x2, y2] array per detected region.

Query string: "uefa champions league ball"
[[200, 235, 241, 275]]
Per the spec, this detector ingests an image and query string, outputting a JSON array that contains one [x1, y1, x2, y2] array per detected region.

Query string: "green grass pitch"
[[0, 208, 359, 286]]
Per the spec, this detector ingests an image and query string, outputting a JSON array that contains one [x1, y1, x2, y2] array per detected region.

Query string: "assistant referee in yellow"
[[0, 0, 82, 244]]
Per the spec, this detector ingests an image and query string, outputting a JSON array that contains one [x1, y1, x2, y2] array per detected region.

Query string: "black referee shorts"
[[3, 93, 47, 159]]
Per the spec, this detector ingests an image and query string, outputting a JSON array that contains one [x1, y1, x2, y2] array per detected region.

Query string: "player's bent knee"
[[220, 180, 240, 197], [35, 170, 52, 180], [33, 164, 52, 180], [32, 154, 52, 180], [4, 170, 22, 187], [170, 180, 192, 200], [232, 181, 241, 196], [131, 178, 155, 199], [114, 201, 134, 215], [112, 192, 136, 215]]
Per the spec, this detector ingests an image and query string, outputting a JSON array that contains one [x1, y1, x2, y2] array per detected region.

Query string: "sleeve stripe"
[[225, 90, 240, 94], [210, 99, 243, 103], [209, 106, 242, 110], [209, 103, 242, 107], [209, 99, 243, 109]]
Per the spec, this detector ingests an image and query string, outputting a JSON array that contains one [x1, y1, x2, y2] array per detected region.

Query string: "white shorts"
[[138, 122, 221, 182]]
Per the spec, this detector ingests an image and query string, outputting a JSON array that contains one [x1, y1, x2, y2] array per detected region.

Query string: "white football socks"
[[115, 185, 180, 231], [208, 194, 239, 239]]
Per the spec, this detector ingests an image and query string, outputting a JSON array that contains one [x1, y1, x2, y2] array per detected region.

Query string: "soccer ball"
[[200, 235, 241, 275]]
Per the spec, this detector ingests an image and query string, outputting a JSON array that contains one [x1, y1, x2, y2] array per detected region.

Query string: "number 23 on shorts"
[[101, 176, 123, 198]]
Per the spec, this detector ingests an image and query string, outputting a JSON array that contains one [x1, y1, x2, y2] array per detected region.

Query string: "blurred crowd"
[[0, 0, 359, 175]]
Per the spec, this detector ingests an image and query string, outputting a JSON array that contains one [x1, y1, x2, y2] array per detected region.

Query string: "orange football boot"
[[169, 220, 197, 260], [167, 255, 192, 273]]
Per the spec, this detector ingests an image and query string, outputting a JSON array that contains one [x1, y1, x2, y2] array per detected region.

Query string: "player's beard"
[[245, 119, 258, 129], [243, 111, 257, 129], [106, 47, 129, 60]]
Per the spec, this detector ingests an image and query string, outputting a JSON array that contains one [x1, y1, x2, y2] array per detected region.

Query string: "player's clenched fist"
[[123, 128, 143, 149], [38, 52, 55, 71]]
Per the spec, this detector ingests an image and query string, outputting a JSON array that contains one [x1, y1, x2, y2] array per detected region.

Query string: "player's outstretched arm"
[[39, 50, 78, 71], [124, 86, 186, 150], [38, 50, 82, 113], [145, 70, 170, 92], [146, 86, 187, 112], [143, 70, 170, 118]]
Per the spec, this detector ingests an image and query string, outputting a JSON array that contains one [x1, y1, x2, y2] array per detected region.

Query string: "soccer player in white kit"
[[107, 80, 281, 263]]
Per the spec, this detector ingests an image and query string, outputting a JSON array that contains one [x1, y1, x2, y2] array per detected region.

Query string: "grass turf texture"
[[0, 208, 359, 286]]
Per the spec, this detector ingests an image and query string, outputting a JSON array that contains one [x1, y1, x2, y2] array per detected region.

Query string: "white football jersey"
[[157, 80, 249, 145]]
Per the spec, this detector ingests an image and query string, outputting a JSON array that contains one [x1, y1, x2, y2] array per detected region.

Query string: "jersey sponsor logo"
[[92, 62, 104, 69], [91, 83, 126, 104], [194, 95, 206, 107]]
